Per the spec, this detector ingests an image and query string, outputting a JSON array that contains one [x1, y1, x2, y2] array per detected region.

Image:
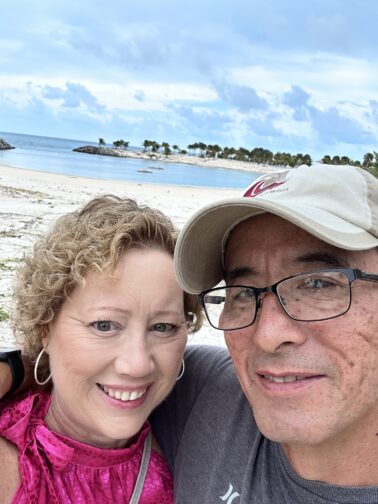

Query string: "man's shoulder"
[[182, 344, 240, 396], [184, 344, 231, 371], [184, 343, 230, 361]]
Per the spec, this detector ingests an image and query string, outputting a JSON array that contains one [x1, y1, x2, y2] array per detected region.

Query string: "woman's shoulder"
[[0, 391, 50, 448], [0, 394, 39, 502]]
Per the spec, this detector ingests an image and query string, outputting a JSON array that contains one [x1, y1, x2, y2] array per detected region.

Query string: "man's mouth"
[[263, 374, 307, 383], [259, 373, 324, 385], [98, 385, 147, 402]]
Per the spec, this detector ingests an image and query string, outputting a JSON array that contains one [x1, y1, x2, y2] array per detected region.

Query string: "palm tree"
[[321, 155, 332, 164], [273, 152, 292, 166], [112, 139, 129, 150], [172, 144, 179, 154], [362, 153, 378, 177], [163, 145, 171, 157], [235, 147, 249, 162], [212, 144, 222, 158], [302, 154, 312, 166], [229, 147, 236, 158], [363, 152, 374, 168], [198, 142, 207, 157], [98, 137, 106, 154], [340, 156, 350, 165], [151, 141, 160, 153], [222, 147, 231, 159], [143, 139, 152, 152], [192, 143, 200, 156], [206, 145, 214, 158], [187, 144, 196, 156]]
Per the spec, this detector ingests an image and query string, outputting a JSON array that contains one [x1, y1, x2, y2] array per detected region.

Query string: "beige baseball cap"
[[174, 164, 378, 294]]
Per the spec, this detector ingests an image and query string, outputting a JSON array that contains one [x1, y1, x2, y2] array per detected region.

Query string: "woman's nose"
[[113, 330, 154, 378]]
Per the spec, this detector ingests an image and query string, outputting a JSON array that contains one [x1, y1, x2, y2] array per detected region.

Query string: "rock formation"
[[73, 145, 128, 157], [0, 138, 15, 150]]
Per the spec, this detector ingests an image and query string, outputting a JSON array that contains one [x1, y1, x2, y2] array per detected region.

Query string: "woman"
[[0, 195, 201, 503]]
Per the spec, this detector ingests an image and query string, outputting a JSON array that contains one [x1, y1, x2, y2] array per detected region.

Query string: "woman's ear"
[[41, 326, 50, 354]]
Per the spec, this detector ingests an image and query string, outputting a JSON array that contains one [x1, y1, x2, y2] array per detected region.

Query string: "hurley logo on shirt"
[[220, 483, 240, 503]]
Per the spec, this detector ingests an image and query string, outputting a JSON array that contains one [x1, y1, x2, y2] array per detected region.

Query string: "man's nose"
[[251, 292, 306, 353]]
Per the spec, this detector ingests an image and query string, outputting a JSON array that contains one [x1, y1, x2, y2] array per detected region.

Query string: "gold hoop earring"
[[176, 359, 185, 381], [34, 348, 52, 386]]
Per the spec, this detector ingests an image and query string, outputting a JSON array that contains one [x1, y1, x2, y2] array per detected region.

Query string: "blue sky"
[[1, 0, 378, 160]]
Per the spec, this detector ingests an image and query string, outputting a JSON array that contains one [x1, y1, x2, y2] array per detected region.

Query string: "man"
[[1, 164, 378, 503], [152, 164, 378, 503]]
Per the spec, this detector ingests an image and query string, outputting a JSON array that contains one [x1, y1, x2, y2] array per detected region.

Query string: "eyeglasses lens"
[[202, 271, 351, 330]]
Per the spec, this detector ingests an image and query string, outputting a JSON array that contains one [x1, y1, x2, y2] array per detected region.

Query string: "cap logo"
[[244, 170, 290, 197]]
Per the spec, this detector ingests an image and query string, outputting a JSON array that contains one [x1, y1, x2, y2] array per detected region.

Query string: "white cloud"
[[1, 1, 378, 159]]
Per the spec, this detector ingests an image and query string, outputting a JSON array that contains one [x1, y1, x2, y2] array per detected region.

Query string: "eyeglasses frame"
[[199, 268, 378, 331]]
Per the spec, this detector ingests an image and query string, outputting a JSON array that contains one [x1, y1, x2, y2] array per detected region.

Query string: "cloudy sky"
[[1, 0, 378, 160]]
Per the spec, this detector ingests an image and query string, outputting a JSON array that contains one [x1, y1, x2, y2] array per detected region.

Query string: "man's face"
[[223, 213, 378, 449]]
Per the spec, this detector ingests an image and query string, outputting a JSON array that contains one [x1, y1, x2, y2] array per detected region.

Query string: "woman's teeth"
[[101, 385, 146, 402]]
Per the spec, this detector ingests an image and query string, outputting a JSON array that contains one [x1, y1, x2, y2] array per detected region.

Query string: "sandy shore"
[[0, 163, 237, 347]]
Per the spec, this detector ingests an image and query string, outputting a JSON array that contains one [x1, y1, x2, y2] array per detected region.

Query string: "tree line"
[[321, 152, 378, 177], [97, 137, 378, 177], [143, 140, 312, 167], [98, 138, 130, 150]]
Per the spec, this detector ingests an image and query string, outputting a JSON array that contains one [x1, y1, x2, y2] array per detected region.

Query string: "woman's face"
[[43, 248, 188, 448]]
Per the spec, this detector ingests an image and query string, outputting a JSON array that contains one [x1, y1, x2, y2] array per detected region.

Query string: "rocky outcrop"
[[73, 145, 128, 157], [0, 138, 15, 150]]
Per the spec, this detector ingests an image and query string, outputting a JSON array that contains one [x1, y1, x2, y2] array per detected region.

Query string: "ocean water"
[[0, 132, 261, 189]]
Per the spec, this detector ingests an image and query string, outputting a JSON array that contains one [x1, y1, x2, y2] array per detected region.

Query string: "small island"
[[73, 145, 131, 158], [0, 138, 15, 150]]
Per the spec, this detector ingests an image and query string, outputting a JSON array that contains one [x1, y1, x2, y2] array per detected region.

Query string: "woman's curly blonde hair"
[[12, 195, 202, 378]]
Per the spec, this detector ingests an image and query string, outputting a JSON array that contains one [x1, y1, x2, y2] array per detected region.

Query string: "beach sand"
[[0, 163, 243, 347]]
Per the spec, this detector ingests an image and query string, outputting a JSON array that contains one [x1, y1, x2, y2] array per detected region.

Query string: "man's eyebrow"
[[224, 266, 256, 283], [224, 252, 348, 283], [295, 251, 349, 268]]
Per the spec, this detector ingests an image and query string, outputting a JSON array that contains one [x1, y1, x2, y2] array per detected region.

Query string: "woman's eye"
[[152, 322, 178, 334], [92, 320, 117, 332]]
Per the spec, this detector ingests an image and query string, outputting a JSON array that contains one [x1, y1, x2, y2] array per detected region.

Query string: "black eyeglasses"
[[199, 268, 378, 331]]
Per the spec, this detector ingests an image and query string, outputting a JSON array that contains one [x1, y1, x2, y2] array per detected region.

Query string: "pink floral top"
[[0, 392, 173, 503]]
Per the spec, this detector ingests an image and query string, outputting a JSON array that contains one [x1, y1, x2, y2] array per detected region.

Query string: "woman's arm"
[[0, 437, 20, 502], [0, 356, 32, 400], [0, 362, 12, 398]]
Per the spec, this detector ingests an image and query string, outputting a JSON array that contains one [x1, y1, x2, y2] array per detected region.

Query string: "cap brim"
[[174, 197, 378, 294]]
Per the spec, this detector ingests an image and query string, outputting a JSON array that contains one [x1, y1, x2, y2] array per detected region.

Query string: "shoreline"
[[74, 146, 277, 174], [0, 163, 235, 347], [0, 161, 241, 192]]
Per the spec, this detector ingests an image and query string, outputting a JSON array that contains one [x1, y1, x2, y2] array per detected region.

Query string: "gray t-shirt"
[[151, 345, 378, 503]]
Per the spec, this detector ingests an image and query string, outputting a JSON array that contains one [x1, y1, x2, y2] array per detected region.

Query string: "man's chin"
[[253, 410, 329, 446], [248, 390, 335, 446]]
